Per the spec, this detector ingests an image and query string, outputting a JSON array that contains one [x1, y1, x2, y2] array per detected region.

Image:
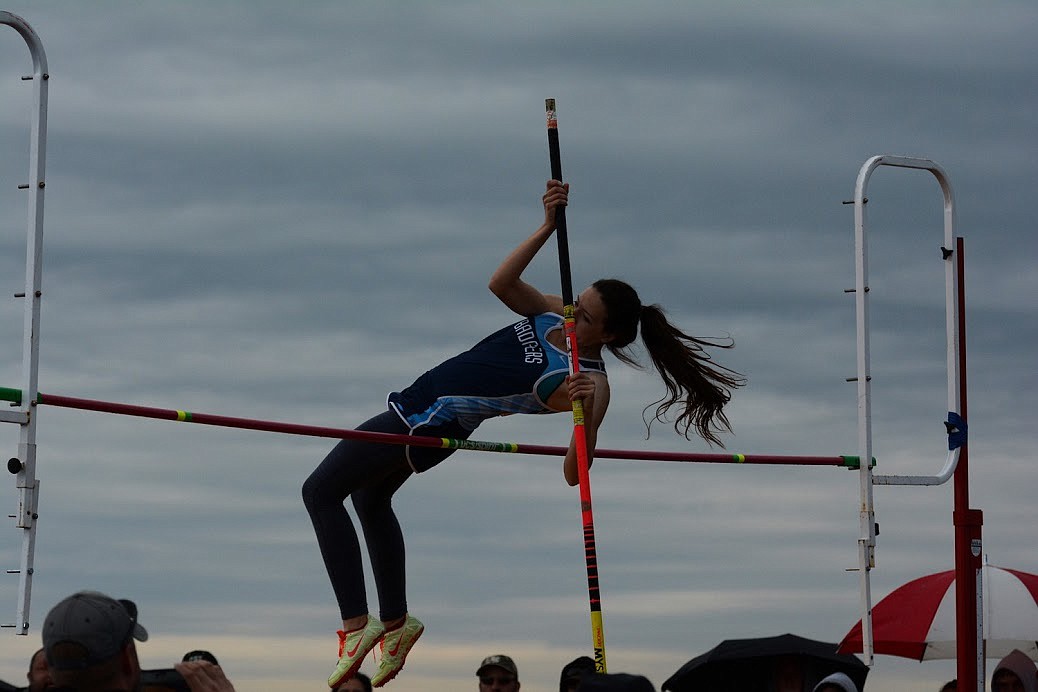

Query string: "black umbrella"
[[662, 633, 869, 692]]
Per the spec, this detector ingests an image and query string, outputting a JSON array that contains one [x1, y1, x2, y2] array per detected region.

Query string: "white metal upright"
[[850, 155, 960, 665], [0, 10, 49, 636]]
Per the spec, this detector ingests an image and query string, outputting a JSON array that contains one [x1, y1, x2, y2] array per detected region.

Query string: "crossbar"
[[0, 387, 869, 468]]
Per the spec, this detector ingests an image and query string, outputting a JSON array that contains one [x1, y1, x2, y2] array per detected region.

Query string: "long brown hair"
[[593, 278, 746, 446]]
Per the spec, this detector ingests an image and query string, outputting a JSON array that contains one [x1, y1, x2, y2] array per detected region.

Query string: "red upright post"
[[951, 236, 984, 691]]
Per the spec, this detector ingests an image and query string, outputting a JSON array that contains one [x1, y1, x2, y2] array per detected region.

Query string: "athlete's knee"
[[350, 487, 386, 521], [301, 471, 332, 510]]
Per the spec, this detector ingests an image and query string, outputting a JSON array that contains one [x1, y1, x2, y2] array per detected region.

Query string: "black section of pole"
[[546, 99, 574, 306]]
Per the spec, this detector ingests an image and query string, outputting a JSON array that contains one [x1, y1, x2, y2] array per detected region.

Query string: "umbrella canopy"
[[838, 560, 1038, 661], [662, 633, 869, 692]]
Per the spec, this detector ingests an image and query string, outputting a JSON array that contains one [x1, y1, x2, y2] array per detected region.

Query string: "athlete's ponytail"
[[593, 278, 745, 446]]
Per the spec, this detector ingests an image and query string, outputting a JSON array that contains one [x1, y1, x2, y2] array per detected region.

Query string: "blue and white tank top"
[[388, 312, 607, 432]]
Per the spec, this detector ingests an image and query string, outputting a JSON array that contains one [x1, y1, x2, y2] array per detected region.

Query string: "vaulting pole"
[[545, 98, 607, 673]]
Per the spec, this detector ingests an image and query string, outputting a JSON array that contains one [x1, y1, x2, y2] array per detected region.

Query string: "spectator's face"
[[479, 665, 520, 692], [772, 657, 802, 692], [992, 670, 1025, 692], [27, 650, 52, 692]]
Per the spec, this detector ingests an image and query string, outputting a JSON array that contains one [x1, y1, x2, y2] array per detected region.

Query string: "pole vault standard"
[[847, 157, 979, 690], [0, 387, 868, 467], [0, 10, 48, 637], [545, 99, 608, 672]]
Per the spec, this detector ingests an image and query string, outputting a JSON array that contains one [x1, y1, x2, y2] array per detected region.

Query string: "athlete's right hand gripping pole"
[[545, 98, 607, 673]]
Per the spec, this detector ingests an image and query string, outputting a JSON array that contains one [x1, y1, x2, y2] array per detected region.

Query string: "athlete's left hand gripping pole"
[[545, 98, 607, 673]]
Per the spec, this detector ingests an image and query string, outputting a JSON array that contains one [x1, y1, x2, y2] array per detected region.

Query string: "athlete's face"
[[574, 287, 612, 350]]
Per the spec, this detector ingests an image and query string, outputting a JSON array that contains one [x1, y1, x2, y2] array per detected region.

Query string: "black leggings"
[[301, 410, 458, 622]]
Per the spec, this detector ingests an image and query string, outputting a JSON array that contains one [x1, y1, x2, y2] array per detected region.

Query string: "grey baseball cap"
[[43, 591, 149, 671]]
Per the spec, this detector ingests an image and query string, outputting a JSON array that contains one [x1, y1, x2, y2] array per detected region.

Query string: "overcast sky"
[[1, 2, 1035, 690]]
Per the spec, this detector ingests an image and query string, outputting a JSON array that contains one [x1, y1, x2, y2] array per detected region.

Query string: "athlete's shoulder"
[[532, 310, 564, 324]]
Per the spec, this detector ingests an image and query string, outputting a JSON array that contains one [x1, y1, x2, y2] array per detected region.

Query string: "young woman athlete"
[[303, 180, 745, 688]]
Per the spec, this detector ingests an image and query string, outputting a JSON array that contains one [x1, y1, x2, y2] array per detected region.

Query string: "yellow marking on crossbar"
[[176, 410, 189, 422]]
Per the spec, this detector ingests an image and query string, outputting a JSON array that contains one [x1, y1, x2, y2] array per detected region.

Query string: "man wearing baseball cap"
[[476, 654, 520, 691], [41, 590, 238, 692], [42, 590, 149, 691]]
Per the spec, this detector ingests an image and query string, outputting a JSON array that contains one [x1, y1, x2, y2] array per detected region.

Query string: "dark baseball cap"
[[477, 654, 518, 678], [43, 591, 149, 671], [560, 655, 596, 687]]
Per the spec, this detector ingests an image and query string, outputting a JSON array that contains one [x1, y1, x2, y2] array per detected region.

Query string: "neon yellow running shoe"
[[327, 614, 385, 688], [370, 614, 424, 687]]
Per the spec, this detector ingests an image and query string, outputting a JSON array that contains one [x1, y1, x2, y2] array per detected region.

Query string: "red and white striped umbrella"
[[838, 560, 1038, 661]]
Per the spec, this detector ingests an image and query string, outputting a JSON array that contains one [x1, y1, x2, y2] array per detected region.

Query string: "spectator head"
[[812, 672, 858, 692], [334, 671, 373, 692], [991, 649, 1037, 692], [42, 590, 148, 691], [560, 655, 596, 692], [477, 654, 520, 691]]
